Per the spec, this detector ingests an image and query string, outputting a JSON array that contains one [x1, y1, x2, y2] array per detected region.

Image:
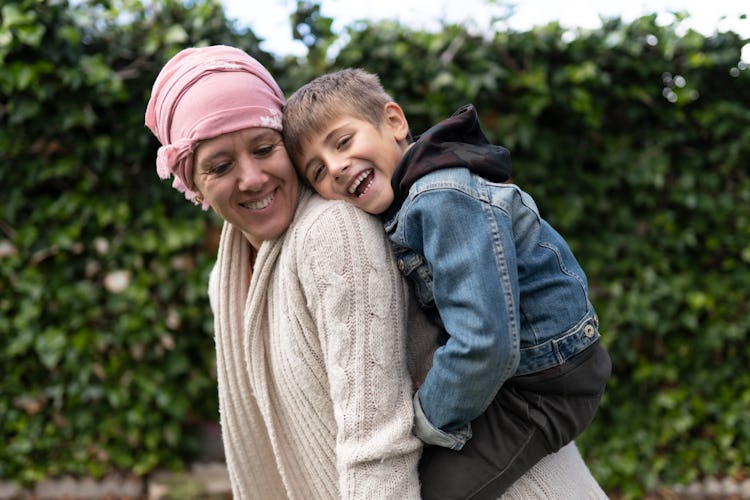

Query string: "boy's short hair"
[[283, 68, 394, 166]]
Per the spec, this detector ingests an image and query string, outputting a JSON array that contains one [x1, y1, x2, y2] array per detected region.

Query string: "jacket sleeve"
[[405, 186, 522, 437], [297, 201, 422, 500]]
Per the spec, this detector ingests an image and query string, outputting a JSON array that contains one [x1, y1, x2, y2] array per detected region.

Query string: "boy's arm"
[[404, 187, 521, 450], [300, 201, 422, 499]]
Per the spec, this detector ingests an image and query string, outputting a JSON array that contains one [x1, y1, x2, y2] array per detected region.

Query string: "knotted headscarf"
[[145, 45, 284, 209]]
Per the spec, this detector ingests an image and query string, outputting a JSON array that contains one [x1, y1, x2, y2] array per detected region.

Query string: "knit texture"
[[209, 188, 422, 500], [501, 442, 609, 499]]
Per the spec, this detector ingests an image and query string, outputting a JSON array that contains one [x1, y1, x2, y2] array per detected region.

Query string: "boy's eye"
[[336, 135, 351, 150], [311, 164, 326, 183]]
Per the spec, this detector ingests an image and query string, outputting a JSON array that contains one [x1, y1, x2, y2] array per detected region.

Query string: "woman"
[[145, 45, 607, 499], [146, 45, 423, 499]]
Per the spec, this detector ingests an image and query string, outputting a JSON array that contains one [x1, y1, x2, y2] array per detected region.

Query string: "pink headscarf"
[[145, 45, 284, 209]]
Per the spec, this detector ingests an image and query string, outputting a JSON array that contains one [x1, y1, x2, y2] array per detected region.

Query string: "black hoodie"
[[382, 104, 512, 221]]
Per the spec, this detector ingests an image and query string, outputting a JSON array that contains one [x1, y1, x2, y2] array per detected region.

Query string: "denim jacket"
[[382, 107, 600, 450]]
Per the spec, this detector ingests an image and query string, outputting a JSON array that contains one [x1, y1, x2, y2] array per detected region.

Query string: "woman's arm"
[[298, 200, 422, 500]]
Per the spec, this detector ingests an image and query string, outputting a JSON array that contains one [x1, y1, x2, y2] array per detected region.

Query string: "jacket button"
[[584, 324, 595, 338], [397, 260, 405, 272]]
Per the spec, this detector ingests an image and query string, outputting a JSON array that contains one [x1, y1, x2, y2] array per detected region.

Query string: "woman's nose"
[[236, 158, 267, 191]]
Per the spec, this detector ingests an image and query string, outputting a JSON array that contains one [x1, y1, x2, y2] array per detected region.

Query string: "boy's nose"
[[332, 161, 349, 181]]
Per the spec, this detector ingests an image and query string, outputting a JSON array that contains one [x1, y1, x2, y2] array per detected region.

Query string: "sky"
[[220, 0, 749, 57]]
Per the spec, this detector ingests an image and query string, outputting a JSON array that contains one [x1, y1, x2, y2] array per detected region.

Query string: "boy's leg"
[[419, 341, 611, 500], [419, 378, 549, 500]]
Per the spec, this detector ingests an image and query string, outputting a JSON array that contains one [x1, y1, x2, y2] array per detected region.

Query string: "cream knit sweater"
[[209, 189, 422, 500], [501, 442, 609, 499]]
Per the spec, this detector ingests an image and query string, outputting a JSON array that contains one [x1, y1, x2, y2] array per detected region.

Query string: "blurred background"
[[1, 0, 748, 498]]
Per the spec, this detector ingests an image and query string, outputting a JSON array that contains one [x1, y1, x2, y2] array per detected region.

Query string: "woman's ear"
[[193, 191, 205, 208], [383, 102, 410, 142]]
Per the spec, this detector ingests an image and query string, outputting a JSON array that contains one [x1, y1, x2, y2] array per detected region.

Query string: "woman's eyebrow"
[[196, 150, 228, 170], [251, 129, 282, 143], [197, 130, 283, 168]]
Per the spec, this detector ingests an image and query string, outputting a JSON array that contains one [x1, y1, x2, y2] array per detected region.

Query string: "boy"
[[282, 69, 611, 498]]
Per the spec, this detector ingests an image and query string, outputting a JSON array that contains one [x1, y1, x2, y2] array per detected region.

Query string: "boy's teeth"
[[243, 192, 274, 210], [348, 170, 372, 194]]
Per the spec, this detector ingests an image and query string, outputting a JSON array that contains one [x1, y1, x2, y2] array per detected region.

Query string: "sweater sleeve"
[[296, 201, 422, 500]]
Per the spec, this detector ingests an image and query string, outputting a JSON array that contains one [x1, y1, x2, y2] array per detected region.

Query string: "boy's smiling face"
[[295, 102, 410, 215]]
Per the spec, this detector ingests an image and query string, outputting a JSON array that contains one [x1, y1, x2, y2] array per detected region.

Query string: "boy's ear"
[[383, 102, 409, 141]]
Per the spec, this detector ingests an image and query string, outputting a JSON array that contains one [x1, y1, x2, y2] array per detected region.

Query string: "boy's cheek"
[[316, 183, 343, 201]]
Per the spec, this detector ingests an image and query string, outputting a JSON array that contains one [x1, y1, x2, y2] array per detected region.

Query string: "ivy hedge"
[[1, 0, 748, 497], [0, 0, 265, 483]]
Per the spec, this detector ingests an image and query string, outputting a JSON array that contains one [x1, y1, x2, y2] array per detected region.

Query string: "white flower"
[[0, 240, 17, 259], [260, 111, 282, 130], [205, 60, 240, 70], [93, 237, 109, 256], [104, 270, 131, 293]]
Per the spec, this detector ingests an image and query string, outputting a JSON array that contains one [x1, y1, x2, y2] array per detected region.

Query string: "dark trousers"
[[419, 341, 611, 500]]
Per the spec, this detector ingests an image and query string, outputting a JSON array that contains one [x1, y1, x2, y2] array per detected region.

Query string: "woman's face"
[[193, 127, 299, 247]]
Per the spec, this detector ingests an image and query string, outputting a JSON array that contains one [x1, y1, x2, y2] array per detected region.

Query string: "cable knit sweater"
[[501, 442, 608, 499], [208, 188, 422, 500]]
